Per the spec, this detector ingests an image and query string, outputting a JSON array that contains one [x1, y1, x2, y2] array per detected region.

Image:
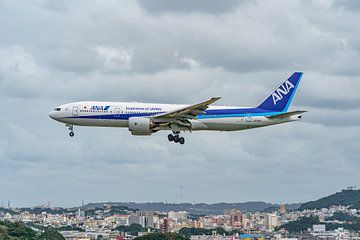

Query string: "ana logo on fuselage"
[[272, 80, 295, 105], [90, 106, 110, 111]]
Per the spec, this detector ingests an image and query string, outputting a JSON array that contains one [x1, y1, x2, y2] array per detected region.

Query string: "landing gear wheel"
[[168, 134, 174, 141], [173, 135, 179, 143], [179, 137, 185, 145], [69, 132, 74, 137]]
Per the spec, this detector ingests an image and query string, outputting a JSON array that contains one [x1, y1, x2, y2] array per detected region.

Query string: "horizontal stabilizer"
[[267, 110, 307, 119]]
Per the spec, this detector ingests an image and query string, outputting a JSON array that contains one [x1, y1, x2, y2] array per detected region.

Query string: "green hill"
[[0, 221, 37, 239], [0, 221, 64, 240], [278, 216, 320, 233], [299, 189, 360, 210], [0, 207, 18, 215]]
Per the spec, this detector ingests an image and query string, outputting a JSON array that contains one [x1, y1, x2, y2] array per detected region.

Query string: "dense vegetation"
[[18, 207, 70, 215], [326, 212, 357, 222], [278, 217, 320, 233], [179, 227, 226, 237], [114, 223, 148, 236], [179, 227, 243, 237], [325, 219, 360, 231], [134, 233, 189, 240], [0, 208, 17, 215], [37, 228, 65, 240], [0, 220, 37, 239], [279, 216, 360, 233], [299, 190, 360, 210], [0, 221, 64, 240]]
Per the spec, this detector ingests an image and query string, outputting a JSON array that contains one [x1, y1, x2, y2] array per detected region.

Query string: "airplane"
[[49, 72, 306, 144]]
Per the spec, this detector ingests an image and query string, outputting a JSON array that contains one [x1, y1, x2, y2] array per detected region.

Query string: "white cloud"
[[0, 46, 47, 97], [94, 46, 133, 72]]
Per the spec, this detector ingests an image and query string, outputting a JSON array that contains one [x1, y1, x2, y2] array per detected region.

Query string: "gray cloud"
[[0, 0, 359, 207], [137, 0, 244, 14], [334, 0, 360, 11]]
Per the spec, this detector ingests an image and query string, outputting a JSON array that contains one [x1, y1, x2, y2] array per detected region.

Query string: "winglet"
[[258, 72, 303, 112], [208, 97, 222, 104]]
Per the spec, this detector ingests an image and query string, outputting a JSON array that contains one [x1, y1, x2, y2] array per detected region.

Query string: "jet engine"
[[128, 117, 153, 135]]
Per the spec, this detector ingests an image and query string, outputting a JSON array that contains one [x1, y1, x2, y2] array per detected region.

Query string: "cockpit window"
[[54, 108, 61, 111]]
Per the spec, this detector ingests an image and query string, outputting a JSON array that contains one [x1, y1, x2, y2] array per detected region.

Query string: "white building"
[[168, 211, 187, 223], [264, 213, 279, 231], [129, 214, 146, 227], [313, 224, 326, 233]]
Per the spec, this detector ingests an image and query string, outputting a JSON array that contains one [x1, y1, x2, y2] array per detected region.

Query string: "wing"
[[152, 97, 221, 120]]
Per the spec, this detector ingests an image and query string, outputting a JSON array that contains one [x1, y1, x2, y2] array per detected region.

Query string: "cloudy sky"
[[0, 0, 359, 207]]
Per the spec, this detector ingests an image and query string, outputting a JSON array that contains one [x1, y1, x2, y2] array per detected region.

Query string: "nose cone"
[[49, 111, 58, 120], [49, 111, 55, 119]]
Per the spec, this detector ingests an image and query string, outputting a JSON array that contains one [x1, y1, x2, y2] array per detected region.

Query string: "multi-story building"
[[168, 211, 188, 223], [264, 213, 279, 231], [279, 204, 286, 214]]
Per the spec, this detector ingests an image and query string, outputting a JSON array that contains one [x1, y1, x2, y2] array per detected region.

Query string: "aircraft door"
[[114, 107, 121, 118], [245, 113, 252, 122], [72, 106, 79, 116]]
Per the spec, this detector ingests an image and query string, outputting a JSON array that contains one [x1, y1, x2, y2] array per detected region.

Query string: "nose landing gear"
[[168, 132, 185, 145], [67, 125, 75, 137]]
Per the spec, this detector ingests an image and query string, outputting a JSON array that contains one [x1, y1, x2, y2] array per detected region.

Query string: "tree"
[[326, 212, 356, 222], [278, 217, 320, 233], [0, 220, 37, 239], [179, 227, 228, 237], [37, 228, 65, 240], [0, 225, 8, 239], [134, 233, 189, 240], [114, 223, 146, 236], [299, 190, 360, 210]]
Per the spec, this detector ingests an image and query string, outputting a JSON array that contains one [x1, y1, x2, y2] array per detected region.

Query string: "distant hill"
[[16, 205, 136, 216], [82, 202, 301, 215], [0, 207, 17, 215], [299, 189, 360, 210], [263, 203, 301, 213]]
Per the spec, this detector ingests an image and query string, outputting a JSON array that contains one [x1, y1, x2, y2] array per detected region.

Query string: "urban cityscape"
[[1, 188, 360, 240]]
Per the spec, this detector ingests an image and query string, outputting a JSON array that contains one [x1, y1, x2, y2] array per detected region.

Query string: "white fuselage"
[[49, 101, 301, 132]]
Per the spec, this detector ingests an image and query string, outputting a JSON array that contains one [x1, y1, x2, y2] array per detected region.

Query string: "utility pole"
[[180, 185, 183, 211], [165, 197, 168, 213]]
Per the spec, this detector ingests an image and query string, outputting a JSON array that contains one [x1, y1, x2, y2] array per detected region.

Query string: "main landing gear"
[[68, 125, 75, 137], [168, 132, 185, 145]]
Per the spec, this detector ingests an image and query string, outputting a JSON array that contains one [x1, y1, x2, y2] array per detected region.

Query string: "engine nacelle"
[[128, 117, 152, 135], [189, 119, 208, 130]]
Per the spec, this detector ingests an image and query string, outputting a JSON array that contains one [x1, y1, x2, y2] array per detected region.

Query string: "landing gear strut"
[[68, 125, 75, 137], [168, 132, 185, 145]]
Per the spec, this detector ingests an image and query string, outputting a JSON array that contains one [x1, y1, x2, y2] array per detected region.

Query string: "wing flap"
[[152, 97, 221, 119]]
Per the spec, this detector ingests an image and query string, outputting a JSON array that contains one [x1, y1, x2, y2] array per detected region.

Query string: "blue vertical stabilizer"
[[257, 72, 303, 112]]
